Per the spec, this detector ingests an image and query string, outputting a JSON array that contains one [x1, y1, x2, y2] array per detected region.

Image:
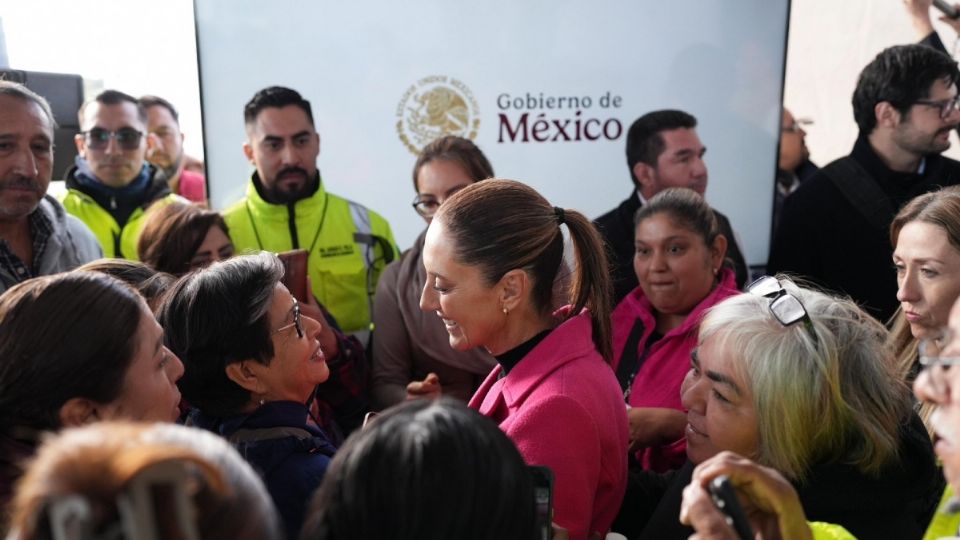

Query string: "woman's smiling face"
[[420, 219, 510, 355], [257, 284, 329, 403]]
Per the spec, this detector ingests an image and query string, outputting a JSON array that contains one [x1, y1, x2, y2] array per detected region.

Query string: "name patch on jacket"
[[318, 244, 355, 258]]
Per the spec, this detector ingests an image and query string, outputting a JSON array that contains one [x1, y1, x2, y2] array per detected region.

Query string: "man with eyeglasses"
[[62, 89, 183, 259], [0, 81, 100, 293], [769, 44, 960, 321], [223, 86, 398, 341], [772, 107, 819, 235]]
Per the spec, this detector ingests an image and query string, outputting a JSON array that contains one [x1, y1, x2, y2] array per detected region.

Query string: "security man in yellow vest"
[[224, 86, 399, 339], [63, 90, 182, 259]]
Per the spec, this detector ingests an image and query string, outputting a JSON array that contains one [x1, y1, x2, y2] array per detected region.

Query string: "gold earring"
[[502, 307, 508, 315]]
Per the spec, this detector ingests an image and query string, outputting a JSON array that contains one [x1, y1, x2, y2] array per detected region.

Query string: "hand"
[[680, 452, 813, 540], [300, 277, 339, 358], [626, 407, 687, 452], [904, 0, 936, 38], [406, 373, 442, 400]]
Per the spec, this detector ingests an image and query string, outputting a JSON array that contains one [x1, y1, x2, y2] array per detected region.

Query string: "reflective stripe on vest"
[[348, 200, 373, 271]]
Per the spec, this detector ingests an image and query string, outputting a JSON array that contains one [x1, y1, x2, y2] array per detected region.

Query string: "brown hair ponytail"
[[435, 179, 613, 361]]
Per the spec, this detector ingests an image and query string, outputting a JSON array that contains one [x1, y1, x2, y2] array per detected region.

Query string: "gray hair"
[[0, 80, 57, 130], [698, 277, 910, 481]]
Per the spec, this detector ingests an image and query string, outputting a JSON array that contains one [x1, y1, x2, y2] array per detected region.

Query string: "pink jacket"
[[469, 310, 628, 540], [610, 268, 739, 471], [177, 169, 207, 205]]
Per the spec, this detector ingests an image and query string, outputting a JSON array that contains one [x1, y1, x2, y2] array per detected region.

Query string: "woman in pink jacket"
[[420, 179, 629, 540], [611, 188, 739, 472]]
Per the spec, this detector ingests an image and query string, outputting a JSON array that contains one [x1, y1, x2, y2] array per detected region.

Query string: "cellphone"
[[707, 475, 754, 540], [934, 0, 960, 19], [277, 249, 309, 303], [529, 466, 554, 540]]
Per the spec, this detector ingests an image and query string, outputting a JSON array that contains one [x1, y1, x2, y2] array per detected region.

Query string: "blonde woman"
[[888, 186, 960, 430]]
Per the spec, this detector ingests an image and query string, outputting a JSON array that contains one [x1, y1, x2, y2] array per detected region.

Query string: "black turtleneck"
[[495, 328, 553, 376]]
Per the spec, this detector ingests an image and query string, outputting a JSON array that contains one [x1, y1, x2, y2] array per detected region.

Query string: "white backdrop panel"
[[195, 0, 789, 265]]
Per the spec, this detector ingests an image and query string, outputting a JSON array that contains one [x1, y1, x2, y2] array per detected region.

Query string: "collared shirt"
[[0, 210, 54, 284], [635, 188, 648, 206]]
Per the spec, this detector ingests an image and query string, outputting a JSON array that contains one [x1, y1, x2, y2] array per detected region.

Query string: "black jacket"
[[767, 135, 960, 321], [594, 192, 749, 304], [190, 402, 338, 540]]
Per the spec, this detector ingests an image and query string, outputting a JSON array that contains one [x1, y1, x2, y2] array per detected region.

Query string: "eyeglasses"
[[913, 96, 960, 120], [781, 118, 812, 134], [412, 196, 441, 218], [272, 299, 304, 339], [82, 127, 144, 150], [411, 185, 469, 218], [747, 276, 817, 339], [920, 327, 960, 368]]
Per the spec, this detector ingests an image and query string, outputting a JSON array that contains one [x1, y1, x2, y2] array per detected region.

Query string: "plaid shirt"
[[0, 210, 54, 284]]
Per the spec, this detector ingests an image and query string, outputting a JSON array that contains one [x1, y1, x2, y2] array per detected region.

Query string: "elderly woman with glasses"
[[615, 277, 943, 540], [370, 136, 497, 408], [157, 253, 337, 540]]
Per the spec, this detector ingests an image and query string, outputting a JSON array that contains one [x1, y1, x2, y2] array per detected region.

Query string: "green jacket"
[[61, 166, 181, 259], [223, 174, 399, 335], [923, 485, 960, 540], [810, 522, 857, 540]]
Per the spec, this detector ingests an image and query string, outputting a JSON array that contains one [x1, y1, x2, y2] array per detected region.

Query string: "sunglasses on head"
[[82, 127, 144, 150], [746, 276, 818, 343]]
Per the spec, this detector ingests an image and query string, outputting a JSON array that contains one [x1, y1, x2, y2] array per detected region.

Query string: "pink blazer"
[[610, 268, 739, 471], [469, 310, 628, 540]]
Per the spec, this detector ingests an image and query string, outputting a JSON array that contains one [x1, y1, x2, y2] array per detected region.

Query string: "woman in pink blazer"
[[420, 179, 629, 540]]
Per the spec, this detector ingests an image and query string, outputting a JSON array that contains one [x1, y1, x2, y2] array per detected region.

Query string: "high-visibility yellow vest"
[[810, 522, 857, 540], [61, 188, 182, 260], [923, 485, 960, 540], [223, 175, 399, 335]]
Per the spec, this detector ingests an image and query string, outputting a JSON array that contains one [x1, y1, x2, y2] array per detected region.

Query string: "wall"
[[195, 0, 790, 262], [784, 0, 960, 164]]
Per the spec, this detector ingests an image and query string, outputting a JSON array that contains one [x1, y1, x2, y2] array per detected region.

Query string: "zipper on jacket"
[[287, 203, 299, 249]]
